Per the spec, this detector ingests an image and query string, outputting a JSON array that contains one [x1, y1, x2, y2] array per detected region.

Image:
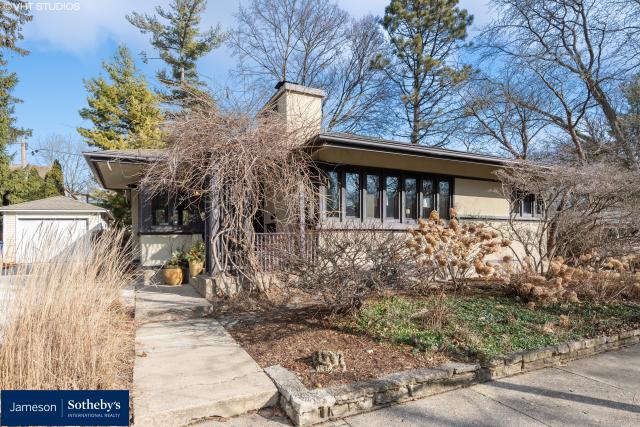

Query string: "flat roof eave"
[[311, 133, 512, 167]]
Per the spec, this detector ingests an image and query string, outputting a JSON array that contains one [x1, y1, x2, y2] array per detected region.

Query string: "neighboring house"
[[84, 82, 542, 270], [0, 196, 109, 264]]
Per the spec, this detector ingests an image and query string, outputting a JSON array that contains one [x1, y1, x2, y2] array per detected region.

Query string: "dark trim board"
[[318, 164, 454, 224], [311, 133, 512, 167], [312, 160, 501, 184]]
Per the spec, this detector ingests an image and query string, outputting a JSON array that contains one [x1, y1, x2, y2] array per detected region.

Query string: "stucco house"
[[0, 196, 109, 264], [83, 82, 541, 271]]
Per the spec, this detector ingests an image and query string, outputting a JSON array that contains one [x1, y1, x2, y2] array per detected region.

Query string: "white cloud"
[[23, 1, 138, 53]]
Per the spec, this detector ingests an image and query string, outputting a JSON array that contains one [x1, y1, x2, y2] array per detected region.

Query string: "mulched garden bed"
[[223, 307, 447, 388], [219, 291, 640, 389]]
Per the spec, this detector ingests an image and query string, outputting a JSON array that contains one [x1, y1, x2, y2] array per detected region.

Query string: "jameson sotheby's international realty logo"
[[0, 390, 129, 426]]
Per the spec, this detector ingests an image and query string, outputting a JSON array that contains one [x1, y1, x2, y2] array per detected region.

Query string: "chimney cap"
[[274, 80, 296, 89]]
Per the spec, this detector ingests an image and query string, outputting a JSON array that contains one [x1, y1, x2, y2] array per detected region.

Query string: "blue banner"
[[1, 390, 129, 426]]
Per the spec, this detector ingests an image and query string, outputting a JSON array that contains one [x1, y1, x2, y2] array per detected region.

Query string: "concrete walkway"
[[201, 344, 640, 427], [133, 283, 278, 427]]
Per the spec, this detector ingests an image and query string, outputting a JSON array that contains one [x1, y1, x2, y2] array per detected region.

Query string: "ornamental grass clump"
[[406, 209, 511, 290], [0, 228, 135, 390]]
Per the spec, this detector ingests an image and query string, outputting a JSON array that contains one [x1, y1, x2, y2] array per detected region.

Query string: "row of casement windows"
[[322, 169, 452, 222]]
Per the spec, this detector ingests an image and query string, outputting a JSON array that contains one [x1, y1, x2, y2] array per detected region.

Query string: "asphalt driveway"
[[208, 344, 640, 427]]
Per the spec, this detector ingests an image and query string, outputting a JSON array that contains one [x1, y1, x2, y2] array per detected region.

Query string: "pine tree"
[[0, 0, 32, 55], [77, 46, 165, 150], [0, 0, 33, 205], [381, 0, 472, 144], [127, 0, 225, 109], [43, 159, 65, 197]]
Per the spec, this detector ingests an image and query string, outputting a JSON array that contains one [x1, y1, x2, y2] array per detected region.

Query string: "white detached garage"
[[0, 196, 108, 264]]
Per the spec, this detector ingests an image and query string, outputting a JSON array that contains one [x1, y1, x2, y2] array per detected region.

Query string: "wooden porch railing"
[[254, 229, 411, 272], [254, 232, 319, 271]]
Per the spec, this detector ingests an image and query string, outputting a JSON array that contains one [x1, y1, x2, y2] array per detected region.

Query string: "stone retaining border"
[[264, 328, 640, 426]]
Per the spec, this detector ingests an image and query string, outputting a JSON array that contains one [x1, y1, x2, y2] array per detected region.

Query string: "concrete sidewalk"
[[133, 283, 278, 427], [204, 344, 640, 427]]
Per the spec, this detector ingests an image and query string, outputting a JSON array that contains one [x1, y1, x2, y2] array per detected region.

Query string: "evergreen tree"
[[0, 0, 32, 55], [381, 0, 472, 144], [43, 159, 65, 197], [3, 167, 44, 205], [91, 189, 131, 226], [0, 1, 32, 205], [77, 46, 165, 150], [127, 0, 225, 109]]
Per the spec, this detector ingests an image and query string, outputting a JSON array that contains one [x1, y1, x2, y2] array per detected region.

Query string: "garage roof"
[[0, 196, 107, 213]]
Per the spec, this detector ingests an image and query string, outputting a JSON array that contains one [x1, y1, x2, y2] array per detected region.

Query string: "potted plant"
[[186, 240, 205, 278], [163, 250, 184, 286]]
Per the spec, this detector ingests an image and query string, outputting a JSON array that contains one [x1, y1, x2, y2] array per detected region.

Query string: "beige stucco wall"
[[1, 212, 105, 263], [139, 234, 202, 267], [130, 188, 141, 260], [454, 178, 509, 218], [272, 85, 324, 140]]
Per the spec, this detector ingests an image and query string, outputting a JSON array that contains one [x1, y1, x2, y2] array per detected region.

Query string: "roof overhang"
[[308, 133, 513, 180], [83, 150, 163, 190]]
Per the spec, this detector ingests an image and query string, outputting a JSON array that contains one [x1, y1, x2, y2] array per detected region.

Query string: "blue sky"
[[9, 0, 490, 163]]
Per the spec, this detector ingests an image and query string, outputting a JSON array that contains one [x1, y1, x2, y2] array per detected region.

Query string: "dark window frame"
[[384, 173, 402, 223], [320, 168, 342, 222], [511, 192, 542, 218], [140, 190, 205, 234], [319, 165, 454, 225], [403, 175, 419, 223], [364, 172, 382, 221], [343, 169, 362, 220], [421, 177, 436, 219]]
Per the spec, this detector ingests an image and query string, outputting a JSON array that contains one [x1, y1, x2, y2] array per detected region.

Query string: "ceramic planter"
[[189, 260, 204, 277], [163, 267, 183, 286]]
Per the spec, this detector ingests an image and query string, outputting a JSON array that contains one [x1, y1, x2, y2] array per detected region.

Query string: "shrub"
[[279, 227, 417, 313], [406, 209, 511, 290], [510, 253, 640, 306]]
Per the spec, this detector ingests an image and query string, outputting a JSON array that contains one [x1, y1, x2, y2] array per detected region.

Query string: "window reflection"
[[345, 172, 360, 218], [385, 176, 400, 220], [365, 174, 380, 219], [325, 170, 340, 218], [438, 180, 450, 219], [422, 178, 435, 218], [404, 177, 417, 221]]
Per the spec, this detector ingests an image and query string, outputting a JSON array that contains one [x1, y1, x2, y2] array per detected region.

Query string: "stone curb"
[[264, 328, 640, 426]]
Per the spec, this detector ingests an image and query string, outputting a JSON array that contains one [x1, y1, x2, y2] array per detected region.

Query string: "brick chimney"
[[264, 81, 325, 141]]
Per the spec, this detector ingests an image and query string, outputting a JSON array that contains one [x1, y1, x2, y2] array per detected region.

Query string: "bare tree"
[[33, 135, 93, 197], [229, 0, 392, 134], [496, 161, 640, 273], [461, 73, 549, 159], [479, 0, 640, 168], [231, 0, 346, 86], [322, 15, 396, 136], [141, 107, 318, 288]]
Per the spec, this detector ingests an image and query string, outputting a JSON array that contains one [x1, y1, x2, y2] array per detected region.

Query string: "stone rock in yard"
[[312, 350, 346, 373]]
